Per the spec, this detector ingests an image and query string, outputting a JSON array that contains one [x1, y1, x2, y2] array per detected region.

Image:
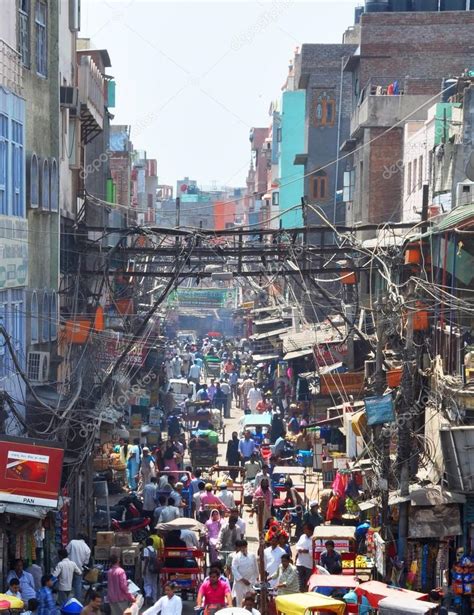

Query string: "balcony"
[[350, 93, 437, 139], [0, 39, 23, 97], [78, 55, 104, 144]]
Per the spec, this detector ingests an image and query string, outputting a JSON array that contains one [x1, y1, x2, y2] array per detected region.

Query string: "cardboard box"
[[114, 532, 133, 547], [96, 531, 114, 547], [94, 546, 111, 560], [122, 548, 138, 566]]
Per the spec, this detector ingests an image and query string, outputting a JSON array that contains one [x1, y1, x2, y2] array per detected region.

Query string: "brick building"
[[342, 10, 474, 234]]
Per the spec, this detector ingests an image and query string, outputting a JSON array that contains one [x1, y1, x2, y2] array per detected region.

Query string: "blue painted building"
[[0, 84, 27, 429], [279, 90, 306, 228]]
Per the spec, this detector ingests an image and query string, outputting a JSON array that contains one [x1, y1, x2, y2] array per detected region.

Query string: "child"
[[23, 598, 39, 615]]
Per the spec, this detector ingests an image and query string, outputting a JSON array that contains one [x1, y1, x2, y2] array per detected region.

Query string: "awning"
[[250, 327, 290, 341], [252, 353, 280, 363], [0, 502, 51, 519], [284, 347, 314, 361]]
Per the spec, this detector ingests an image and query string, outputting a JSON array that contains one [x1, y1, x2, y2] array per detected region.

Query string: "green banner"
[[168, 288, 236, 308]]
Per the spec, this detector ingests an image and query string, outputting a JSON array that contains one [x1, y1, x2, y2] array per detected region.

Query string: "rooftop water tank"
[[412, 0, 439, 9], [355, 5, 365, 22], [440, 0, 467, 9], [365, 0, 390, 11], [391, 0, 412, 9]]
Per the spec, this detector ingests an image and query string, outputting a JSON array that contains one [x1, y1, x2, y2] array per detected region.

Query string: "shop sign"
[[0, 216, 28, 288], [364, 393, 395, 425], [0, 436, 64, 508], [320, 371, 365, 396], [98, 337, 145, 367], [314, 342, 348, 366]]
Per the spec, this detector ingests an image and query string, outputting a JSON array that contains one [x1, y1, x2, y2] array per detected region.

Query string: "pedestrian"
[[140, 447, 157, 488], [66, 534, 91, 600], [213, 382, 227, 414], [264, 535, 286, 588], [106, 554, 135, 615], [142, 581, 182, 615], [247, 384, 263, 413], [239, 430, 256, 463], [154, 494, 168, 525], [219, 379, 231, 418], [127, 438, 141, 491], [171, 355, 182, 378], [196, 383, 209, 402], [240, 375, 254, 413], [193, 481, 206, 519], [303, 501, 323, 527], [37, 575, 58, 615], [52, 548, 82, 605], [269, 553, 299, 596], [231, 540, 259, 607], [217, 517, 240, 556], [142, 537, 159, 605], [229, 371, 239, 403], [143, 476, 159, 519], [189, 468, 202, 496], [197, 567, 232, 609], [226, 432, 240, 480], [6, 558, 37, 602], [188, 360, 201, 385], [207, 379, 217, 402], [252, 478, 273, 527], [6, 578, 22, 600], [244, 454, 261, 483], [158, 497, 180, 523], [23, 598, 39, 615], [80, 590, 102, 615], [295, 523, 314, 591], [218, 483, 236, 509], [206, 509, 223, 562]]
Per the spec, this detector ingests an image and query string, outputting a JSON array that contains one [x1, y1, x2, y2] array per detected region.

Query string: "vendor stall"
[[313, 526, 356, 567]]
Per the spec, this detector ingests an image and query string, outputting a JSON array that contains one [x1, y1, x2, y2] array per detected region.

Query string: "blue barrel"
[[412, 0, 438, 7], [366, 0, 390, 10], [440, 0, 467, 8], [391, 0, 412, 9]]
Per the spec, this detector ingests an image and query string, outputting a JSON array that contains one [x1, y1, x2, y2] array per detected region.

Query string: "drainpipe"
[[333, 56, 345, 225]]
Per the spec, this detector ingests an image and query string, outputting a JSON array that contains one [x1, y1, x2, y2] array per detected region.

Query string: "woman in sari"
[[205, 509, 223, 562]]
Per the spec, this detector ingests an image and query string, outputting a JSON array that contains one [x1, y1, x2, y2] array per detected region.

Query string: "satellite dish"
[[465, 151, 474, 182]]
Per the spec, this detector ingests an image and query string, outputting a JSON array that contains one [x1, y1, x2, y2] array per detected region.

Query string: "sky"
[[81, 0, 360, 190]]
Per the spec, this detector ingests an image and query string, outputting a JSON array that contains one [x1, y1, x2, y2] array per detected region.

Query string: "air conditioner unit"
[[27, 351, 50, 384], [60, 86, 79, 110], [456, 181, 474, 207]]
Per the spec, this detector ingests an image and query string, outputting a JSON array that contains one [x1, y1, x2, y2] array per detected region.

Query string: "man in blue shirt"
[[37, 575, 59, 615], [6, 559, 36, 602], [239, 430, 256, 462]]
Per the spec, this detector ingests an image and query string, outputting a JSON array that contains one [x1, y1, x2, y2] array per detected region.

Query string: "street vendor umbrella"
[[155, 517, 206, 532], [0, 594, 24, 610]]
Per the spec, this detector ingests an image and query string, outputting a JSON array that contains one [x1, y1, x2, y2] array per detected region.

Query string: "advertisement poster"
[[0, 437, 64, 507]]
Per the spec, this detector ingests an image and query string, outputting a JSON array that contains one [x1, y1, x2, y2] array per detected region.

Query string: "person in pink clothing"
[[107, 555, 135, 615], [253, 478, 273, 526], [205, 509, 223, 562], [200, 484, 228, 520]]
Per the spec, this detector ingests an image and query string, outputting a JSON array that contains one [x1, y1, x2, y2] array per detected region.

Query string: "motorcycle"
[[111, 516, 151, 542]]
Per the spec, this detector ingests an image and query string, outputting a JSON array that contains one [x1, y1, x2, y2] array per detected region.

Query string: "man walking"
[[66, 534, 91, 600], [107, 554, 135, 615], [232, 540, 258, 607], [295, 523, 314, 591], [52, 548, 82, 605]]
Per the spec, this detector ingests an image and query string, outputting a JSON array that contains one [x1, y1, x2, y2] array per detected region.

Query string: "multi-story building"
[[20, 0, 60, 407], [245, 128, 269, 228], [131, 153, 158, 225], [0, 4, 27, 430], [343, 10, 474, 235]]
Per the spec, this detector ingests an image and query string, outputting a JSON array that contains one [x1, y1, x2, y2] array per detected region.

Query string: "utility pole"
[[398, 280, 416, 561], [256, 499, 269, 615], [374, 296, 390, 539]]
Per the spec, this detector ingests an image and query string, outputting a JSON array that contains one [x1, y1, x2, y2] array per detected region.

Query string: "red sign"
[[0, 437, 64, 507], [314, 342, 348, 366]]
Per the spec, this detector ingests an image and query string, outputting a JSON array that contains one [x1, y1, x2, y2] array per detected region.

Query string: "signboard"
[[168, 288, 236, 309], [0, 437, 64, 507], [98, 336, 145, 367], [0, 216, 28, 288], [320, 371, 365, 396], [365, 393, 395, 425], [314, 342, 348, 366]]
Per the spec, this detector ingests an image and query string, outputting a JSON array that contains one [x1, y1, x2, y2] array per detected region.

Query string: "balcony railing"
[[0, 39, 23, 97], [78, 55, 104, 143]]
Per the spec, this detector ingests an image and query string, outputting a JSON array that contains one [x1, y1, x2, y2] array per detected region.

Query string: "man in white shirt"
[[171, 356, 183, 378], [158, 498, 180, 523], [143, 477, 159, 518], [66, 535, 91, 599], [218, 484, 236, 509], [6, 559, 36, 602], [180, 529, 199, 548], [232, 540, 259, 606], [254, 464, 270, 489], [193, 481, 206, 519], [52, 548, 82, 605], [142, 580, 183, 615], [247, 385, 263, 413], [188, 361, 201, 385], [264, 536, 286, 588], [295, 523, 314, 591]]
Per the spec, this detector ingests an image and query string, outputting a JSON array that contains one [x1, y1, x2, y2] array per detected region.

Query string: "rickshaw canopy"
[[240, 414, 272, 428], [313, 525, 356, 541], [275, 592, 346, 615], [356, 581, 429, 607], [309, 574, 359, 591], [155, 517, 205, 532], [377, 597, 439, 613]]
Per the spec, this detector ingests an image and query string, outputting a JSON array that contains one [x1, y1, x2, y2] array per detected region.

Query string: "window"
[[50, 291, 57, 340], [418, 155, 423, 190], [272, 191, 279, 207], [0, 114, 7, 215], [35, 1, 47, 77], [50, 158, 58, 211], [31, 291, 39, 343], [412, 158, 417, 193], [11, 121, 23, 217], [41, 158, 49, 210], [343, 168, 355, 202], [19, 0, 30, 67], [277, 128, 282, 143], [41, 292, 49, 342], [29, 153, 39, 207], [311, 171, 328, 201], [407, 162, 412, 195], [314, 90, 336, 127]]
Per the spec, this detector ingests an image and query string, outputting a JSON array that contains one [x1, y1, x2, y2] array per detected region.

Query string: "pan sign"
[[0, 437, 64, 507]]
